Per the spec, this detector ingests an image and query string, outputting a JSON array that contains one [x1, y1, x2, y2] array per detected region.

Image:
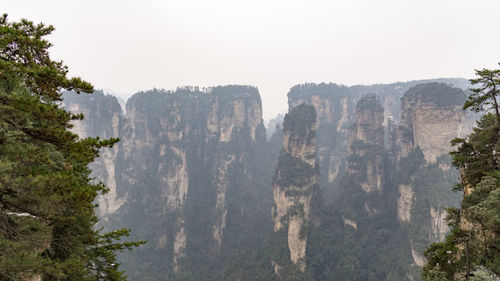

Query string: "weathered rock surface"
[[398, 184, 414, 222], [291, 81, 469, 281], [64, 86, 271, 280], [272, 103, 318, 273], [397, 83, 467, 163], [62, 91, 124, 218], [287, 79, 469, 202], [346, 94, 385, 193], [393, 83, 467, 272], [63, 78, 472, 281]]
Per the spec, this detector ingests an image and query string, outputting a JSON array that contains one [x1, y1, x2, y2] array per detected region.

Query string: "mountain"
[[63, 78, 473, 280], [271, 103, 320, 278], [64, 86, 276, 280], [285, 81, 472, 280]]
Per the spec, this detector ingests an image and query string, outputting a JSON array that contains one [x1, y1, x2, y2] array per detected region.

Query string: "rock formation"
[[63, 78, 474, 281], [346, 94, 385, 194], [62, 91, 124, 218], [393, 83, 467, 271], [64, 86, 273, 280], [286, 79, 469, 201], [290, 81, 470, 281], [287, 84, 357, 192], [332, 94, 389, 240], [272, 103, 318, 273], [397, 82, 467, 163]]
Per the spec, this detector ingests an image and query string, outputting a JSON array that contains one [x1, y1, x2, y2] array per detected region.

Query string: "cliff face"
[[286, 78, 469, 201], [305, 94, 411, 281], [64, 86, 274, 280], [335, 94, 386, 228], [62, 91, 124, 218], [121, 87, 268, 278], [395, 83, 467, 229], [397, 83, 467, 163], [294, 82, 470, 281], [288, 84, 357, 193], [393, 83, 466, 272], [338, 95, 389, 241], [346, 94, 384, 193], [63, 78, 473, 281], [272, 103, 318, 273]]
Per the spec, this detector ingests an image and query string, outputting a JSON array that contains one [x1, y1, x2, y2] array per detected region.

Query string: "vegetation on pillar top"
[[403, 82, 466, 107], [283, 103, 316, 140], [287, 83, 350, 100], [355, 94, 383, 111]]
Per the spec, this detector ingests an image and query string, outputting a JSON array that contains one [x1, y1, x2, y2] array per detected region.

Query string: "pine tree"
[[0, 14, 144, 281], [464, 64, 500, 124], [423, 64, 500, 280]]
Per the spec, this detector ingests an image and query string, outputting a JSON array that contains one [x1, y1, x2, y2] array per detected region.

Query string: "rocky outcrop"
[[272, 103, 318, 272], [430, 207, 448, 242], [411, 243, 426, 267], [346, 94, 385, 193], [342, 216, 358, 230], [397, 83, 467, 163], [211, 154, 235, 251], [298, 82, 468, 280], [64, 86, 269, 280], [288, 84, 357, 190], [393, 83, 467, 273], [121, 86, 265, 276], [63, 79, 473, 281], [286, 79, 468, 204], [397, 184, 414, 222], [62, 91, 124, 218]]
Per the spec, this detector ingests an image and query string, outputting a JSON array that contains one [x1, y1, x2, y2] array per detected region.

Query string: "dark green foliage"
[[407, 155, 461, 254], [288, 203, 305, 218], [282, 103, 316, 141], [423, 64, 500, 280], [403, 82, 466, 107], [275, 153, 316, 188], [0, 14, 143, 280], [464, 65, 500, 117], [0, 15, 93, 100], [266, 227, 314, 281], [355, 94, 383, 112], [452, 113, 500, 187], [423, 228, 463, 281], [307, 180, 413, 281], [287, 83, 351, 102]]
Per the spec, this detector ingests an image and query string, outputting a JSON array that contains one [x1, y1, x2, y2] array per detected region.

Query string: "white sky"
[[3, 0, 500, 120]]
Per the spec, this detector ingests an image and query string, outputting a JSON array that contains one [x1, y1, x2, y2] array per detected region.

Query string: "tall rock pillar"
[[272, 103, 319, 273]]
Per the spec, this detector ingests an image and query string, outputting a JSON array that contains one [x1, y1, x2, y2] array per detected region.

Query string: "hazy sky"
[[3, 0, 500, 120]]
